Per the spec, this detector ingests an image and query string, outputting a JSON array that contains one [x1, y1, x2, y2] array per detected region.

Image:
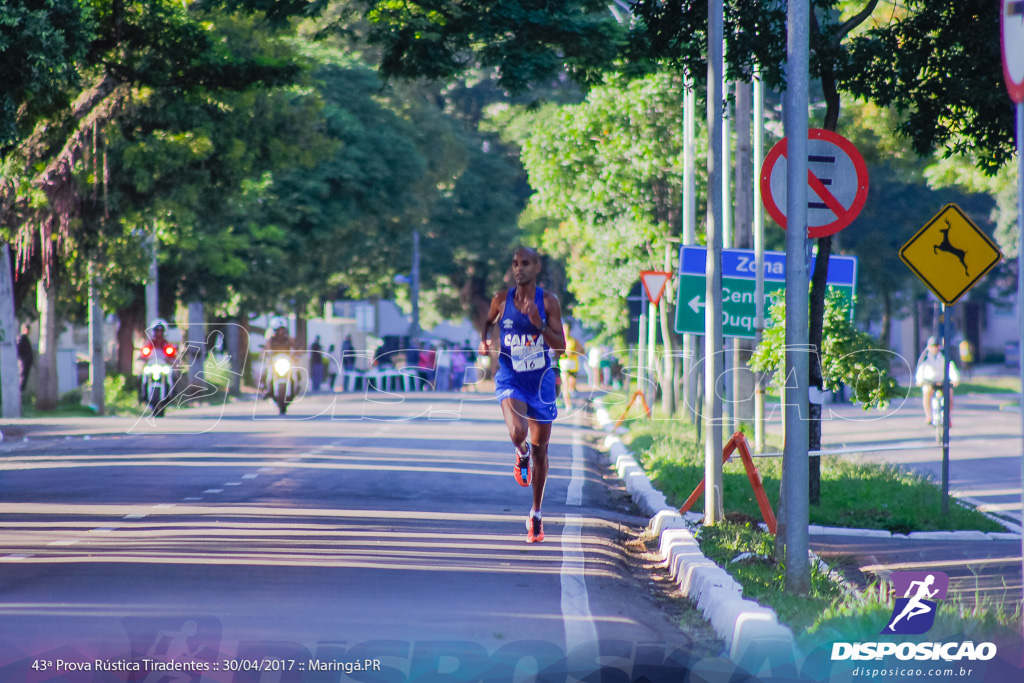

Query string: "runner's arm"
[[540, 293, 566, 356], [479, 290, 507, 354]]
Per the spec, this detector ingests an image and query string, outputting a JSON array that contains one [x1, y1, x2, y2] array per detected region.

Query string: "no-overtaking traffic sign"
[[1003, 0, 1024, 103], [759, 129, 869, 239]]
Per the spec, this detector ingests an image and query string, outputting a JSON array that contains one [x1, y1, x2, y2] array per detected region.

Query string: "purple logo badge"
[[881, 571, 949, 635]]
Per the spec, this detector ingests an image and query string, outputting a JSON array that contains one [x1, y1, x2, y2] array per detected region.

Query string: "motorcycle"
[[140, 342, 178, 417], [265, 353, 297, 415]]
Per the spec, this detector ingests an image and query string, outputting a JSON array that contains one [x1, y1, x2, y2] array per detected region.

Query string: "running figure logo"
[[882, 571, 949, 635]]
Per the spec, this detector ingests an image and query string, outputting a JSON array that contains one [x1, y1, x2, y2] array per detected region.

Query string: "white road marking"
[[561, 417, 598, 671]]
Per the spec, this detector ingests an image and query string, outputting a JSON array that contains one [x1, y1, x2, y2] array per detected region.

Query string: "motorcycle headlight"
[[273, 357, 291, 377], [145, 364, 169, 377]]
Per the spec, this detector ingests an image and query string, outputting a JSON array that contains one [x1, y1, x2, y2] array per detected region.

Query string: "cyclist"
[[915, 336, 960, 424]]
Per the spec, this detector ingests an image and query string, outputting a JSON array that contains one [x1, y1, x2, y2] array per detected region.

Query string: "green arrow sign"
[[675, 273, 854, 339]]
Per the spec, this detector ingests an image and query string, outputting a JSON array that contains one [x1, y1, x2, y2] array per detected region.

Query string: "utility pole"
[[753, 71, 767, 453], [683, 77, 699, 424], [783, 0, 811, 595], [89, 265, 106, 414], [410, 230, 421, 344], [0, 244, 20, 418], [146, 222, 159, 324], [734, 81, 754, 432], [704, 0, 725, 525]]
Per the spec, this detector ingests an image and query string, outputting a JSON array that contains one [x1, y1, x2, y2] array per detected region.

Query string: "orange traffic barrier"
[[614, 390, 651, 430], [678, 431, 778, 535]]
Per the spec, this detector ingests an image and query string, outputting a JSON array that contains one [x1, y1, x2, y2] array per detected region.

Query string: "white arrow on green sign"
[[675, 246, 857, 339]]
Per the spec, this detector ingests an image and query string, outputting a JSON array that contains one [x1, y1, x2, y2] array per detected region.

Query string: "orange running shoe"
[[513, 445, 532, 487], [526, 516, 544, 543]]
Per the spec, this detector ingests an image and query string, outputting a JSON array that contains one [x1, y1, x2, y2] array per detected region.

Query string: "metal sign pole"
[[783, 0, 811, 595], [941, 302, 952, 517], [753, 69, 766, 453], [705, 0, 725, 525], [1016, 98, 1024, 616]]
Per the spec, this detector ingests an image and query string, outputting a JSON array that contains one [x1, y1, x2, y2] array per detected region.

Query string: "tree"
[[0, 2, 326, 405], [422, 139, 531, 333], [840, 1, 1012, 174], [355, 0, 625, 94], [516, 72, 705, 337], [0, 1, 93, 154], [750, 289, 901, 409]]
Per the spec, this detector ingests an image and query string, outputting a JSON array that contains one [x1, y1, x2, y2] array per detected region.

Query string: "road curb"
[[594, 402, 800, 673]]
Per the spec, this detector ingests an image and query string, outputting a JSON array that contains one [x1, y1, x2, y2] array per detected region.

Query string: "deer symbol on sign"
[[933, 219, 969, 276]]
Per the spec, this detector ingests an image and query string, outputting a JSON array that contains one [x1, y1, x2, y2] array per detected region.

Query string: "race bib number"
[[505, 333, 545, 372]]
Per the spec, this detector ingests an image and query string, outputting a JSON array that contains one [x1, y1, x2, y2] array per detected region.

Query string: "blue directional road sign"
[[675, 246, 857, 338]]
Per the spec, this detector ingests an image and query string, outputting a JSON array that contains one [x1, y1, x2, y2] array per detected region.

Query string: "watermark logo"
[[830, 569, 997, 666], [882, 571, 949, 635]]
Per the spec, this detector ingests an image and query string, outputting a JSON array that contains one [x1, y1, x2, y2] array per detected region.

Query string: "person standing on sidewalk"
[[480, 247, 566, 543], [17, 325, 33, 391]]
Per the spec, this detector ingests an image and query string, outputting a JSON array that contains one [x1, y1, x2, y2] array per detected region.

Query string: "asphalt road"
[[0, 391, 723, 682]]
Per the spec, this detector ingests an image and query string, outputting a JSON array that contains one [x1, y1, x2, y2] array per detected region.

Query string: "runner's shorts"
[[494, 367, 559, 423]]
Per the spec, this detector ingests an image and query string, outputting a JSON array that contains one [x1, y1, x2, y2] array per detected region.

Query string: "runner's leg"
[[528, 420, 552, 513], [500, 398, 530, 451]]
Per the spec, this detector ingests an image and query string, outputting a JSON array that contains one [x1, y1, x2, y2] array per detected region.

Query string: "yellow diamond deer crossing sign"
[[899, 204, 1002, 305]]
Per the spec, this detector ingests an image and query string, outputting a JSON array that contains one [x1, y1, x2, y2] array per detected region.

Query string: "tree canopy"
[[515, 72, 704, 335]]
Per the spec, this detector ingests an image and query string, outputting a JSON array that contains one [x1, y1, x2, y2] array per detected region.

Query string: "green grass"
[[696, 521, 1022, 647], [624, 415, 1003, 533], [696, 521, 845, 633], [956, 376, 1021, 394], [625, 412, 1021, 646]]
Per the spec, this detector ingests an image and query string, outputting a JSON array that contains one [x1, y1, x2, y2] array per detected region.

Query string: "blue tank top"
[[497, 287, 551, 378]]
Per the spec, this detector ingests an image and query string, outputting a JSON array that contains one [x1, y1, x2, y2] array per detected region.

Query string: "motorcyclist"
[[262, 317, 296, 399], [142, 318, 177, 362], [139, 318, 178, 409]]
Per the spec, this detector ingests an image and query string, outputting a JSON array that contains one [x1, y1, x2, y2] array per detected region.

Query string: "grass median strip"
[[620, 413, 1021, 641], [624, 416, 1003, 534]]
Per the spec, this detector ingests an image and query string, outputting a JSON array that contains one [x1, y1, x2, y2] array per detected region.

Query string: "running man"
[[481, 247, 566, 543], [888, 574, 939, 632]]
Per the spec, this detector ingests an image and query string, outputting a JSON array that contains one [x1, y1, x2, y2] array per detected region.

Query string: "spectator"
[[326, 344, 338, 390], [435, 342, 452, 391], [450, 346, 468, 391], [418, 342, 436, 388], [17, 324, 33, 391], [310, 335, 324, 391]]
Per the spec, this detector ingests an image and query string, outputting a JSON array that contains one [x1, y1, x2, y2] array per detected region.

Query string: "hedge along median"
[[623, 417, 1004, 534]]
